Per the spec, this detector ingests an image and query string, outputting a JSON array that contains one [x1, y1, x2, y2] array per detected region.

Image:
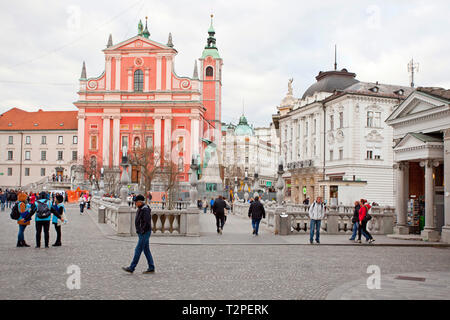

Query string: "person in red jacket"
[[357, 199, 375, 243]]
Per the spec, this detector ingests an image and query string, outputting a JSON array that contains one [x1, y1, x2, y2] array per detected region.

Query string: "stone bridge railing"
[[232, 201, 395, 235], [91, 196, 199, 237]]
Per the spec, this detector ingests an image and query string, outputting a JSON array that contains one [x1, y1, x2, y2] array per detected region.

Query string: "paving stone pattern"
[[0, 204, 449, 300]]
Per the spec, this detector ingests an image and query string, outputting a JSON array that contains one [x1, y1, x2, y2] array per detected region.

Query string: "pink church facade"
[[74, 17, 222, 184]]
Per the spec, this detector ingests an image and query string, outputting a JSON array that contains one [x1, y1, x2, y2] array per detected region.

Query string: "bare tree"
[[82, 155, 101, 190], [128, 145, 161, 195], [158, 154, 182, 210], [103, 166, 121, 196]]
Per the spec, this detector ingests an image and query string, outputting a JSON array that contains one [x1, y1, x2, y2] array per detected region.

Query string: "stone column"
[[105, 56, 112, 91], [154, 116, 162, 154], [421, 159, 440, 241], [190, 115, 200, 159], [102, 115, 110, 167], [164, 116, 172, 157], [166, 56, 172, 90], [156, 56, 162, 90], [115, 56, 121, 91], [77, 114, 86, 164], [394, 162, 409, 234], [112, 116, 121, 167], [442, 128, 450, 243], [127, 68, 133, 92], [144, 68, 150, 92]]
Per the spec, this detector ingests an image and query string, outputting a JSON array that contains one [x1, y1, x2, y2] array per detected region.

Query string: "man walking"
[[123, 195, 155, 274], [308, 196, 325, 244], [212, 195, 226, 234], [248, 196, 265, 236]]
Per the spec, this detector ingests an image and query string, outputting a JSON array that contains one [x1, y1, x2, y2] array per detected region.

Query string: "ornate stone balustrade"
[[91, 196, 199, 236], [232, 202, 395, 235]]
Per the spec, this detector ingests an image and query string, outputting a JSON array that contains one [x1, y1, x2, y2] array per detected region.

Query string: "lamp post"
[[189, 155, 199, 208], [253, 166, 259, 198], [99, 167, 105, 198], [244, 169, 249, 202], [119, 146, 130, 205], [276, 156, 285, 206]]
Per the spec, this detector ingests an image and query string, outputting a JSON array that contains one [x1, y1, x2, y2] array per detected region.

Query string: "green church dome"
[[234, 115, 254, 136]]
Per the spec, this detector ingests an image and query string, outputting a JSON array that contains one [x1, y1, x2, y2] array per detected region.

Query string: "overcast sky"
[[0, 0, 449, 127]]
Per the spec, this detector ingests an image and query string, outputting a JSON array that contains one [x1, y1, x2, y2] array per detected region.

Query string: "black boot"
[[22, 241, 30, 247], [17, 240, 24, 247]]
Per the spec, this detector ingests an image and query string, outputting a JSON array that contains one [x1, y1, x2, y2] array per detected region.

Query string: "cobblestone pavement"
[[0, 204, 449, 300]]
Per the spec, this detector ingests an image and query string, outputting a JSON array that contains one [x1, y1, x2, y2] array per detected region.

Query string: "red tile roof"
[[0, 108, 78, 131]]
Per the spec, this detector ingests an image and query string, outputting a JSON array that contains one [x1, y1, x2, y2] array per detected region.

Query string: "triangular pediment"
[[105, 36, 173, 52], [395, 134, 425, 150], [386, 90, 448, 123]]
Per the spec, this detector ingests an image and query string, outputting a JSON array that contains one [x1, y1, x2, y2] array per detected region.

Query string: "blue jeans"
[[0, 202, 5, 211], [252, 218, 261, 235], [350, 222, 370, 240], [18, 225, 27, 242], [129, 231, 155, 271], [310, 219, 321, 242]]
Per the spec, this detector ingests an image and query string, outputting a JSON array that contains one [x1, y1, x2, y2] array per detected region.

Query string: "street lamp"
[[119, 145, 130, 204], [276, 157, 285, 206], [99, 167, 105, 197]]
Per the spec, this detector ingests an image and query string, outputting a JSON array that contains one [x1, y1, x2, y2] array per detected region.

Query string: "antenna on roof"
[[407, 58, 419, 88], [334, 44, 337, 71]]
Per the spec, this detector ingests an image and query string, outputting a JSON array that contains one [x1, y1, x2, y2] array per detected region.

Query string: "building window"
[[367, 150, 373, 159], [330, 115, 334, 131], [41, 168, 46, 176], [25, 168, 30, 176], [7, 151, 13, 160], [305, 121, 308, 135], [41, 136, 47, 144], [329, 150, 334, 161], [178, 157, 184, 172], [25, 151, 31, 160], [367, 111, 381, 128], [57, 151, 63, 161], [25, 136, 31, 144], [339, 148, 343, 160], [8, 136, 13, 144], [58, 136, 63, 144], [206, 66, 214, 77], [72, 151, 78, 161], [134, 137, 140, 148], [122, 135, 128, 151], [73, 136, 78, 144], [339, 112, 344, 128], [7, 168, 12, 176], [313, 119, 316, 134], [134, 69, 144, 92], [90, 135, 97, 150], [374, 148, 381, 160], [41, 151, 47, 161]]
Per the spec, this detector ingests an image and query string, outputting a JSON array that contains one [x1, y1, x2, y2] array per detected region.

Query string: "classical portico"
[[386, 87, 450, 243]]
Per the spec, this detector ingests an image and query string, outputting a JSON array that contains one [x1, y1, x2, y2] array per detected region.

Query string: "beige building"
[[0, 108, 78, 189]]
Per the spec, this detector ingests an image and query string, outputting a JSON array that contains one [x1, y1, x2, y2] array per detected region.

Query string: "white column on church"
[[144, 68, 150, 92], [442, 128, 450, 243], [106, 56, 112, 91], [77, 114, 85, 164], [166, 56, 172, 90], [190, 116, 200, 159], [112, 116, 121, 167], [164, 116, 172, 157], [421, 159, 440, 241], [127, 68, 133, 92], [154, 117, 162, 152], [115, 56, 121, 91], [102, 115, 110, 167], [394, 162, 408, 234], [156, 56, 162, 90]]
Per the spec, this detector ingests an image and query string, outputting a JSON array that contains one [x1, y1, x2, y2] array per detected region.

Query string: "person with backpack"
[[14, 192, 34, 247], [357, 199, 375, 244], [248, 196, 265, 236], [51, 194, 66, 247], [308, 196, 325, 244], [34, 192, 53, 248]]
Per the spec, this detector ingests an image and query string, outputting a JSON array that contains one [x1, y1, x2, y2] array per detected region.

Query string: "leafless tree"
[[103, 166, 121, 195], [128, 145, 161, 195], [82, 155, 101, 190], [158, 154, 182, 210]]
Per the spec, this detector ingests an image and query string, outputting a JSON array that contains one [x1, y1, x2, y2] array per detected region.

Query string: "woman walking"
[[350, 201, 370, 242], [16, 192, 33, 247], [51, 194, 65, 247], [357, 199, 375, 243], [79, 194, 86, 215]]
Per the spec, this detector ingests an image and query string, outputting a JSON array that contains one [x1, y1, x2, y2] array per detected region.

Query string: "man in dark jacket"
[[248, 196, 265, 236], [123, 194, 155, 274], [212, 195, 227, 234]]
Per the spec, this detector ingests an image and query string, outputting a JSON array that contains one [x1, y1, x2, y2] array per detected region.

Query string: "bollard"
[[98, 205, 106, 224], [279, 213, 290, 235]]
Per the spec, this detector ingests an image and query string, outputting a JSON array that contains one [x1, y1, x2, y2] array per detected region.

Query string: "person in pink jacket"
[[357, 199, 375, 243]]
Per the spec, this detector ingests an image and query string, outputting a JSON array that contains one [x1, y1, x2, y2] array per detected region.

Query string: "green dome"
[[234, 115, 254, 136]]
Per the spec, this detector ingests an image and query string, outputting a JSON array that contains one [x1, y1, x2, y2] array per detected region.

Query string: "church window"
[[330, 115, 334, 131], [134, 69, 144, 92], [339, 112, 344, 128], [206, 66, 214, 77], [90, 135, 97, 150]]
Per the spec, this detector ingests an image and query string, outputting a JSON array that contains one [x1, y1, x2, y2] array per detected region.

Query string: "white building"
[[221, 115, 279, 196], [272, 68, 413, 206], [0, 108, 78, 189], [386, 87, 450, 243]]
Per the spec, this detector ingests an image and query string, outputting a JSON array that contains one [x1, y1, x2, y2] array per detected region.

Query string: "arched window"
[[134, 137, 140, 148], [206, 66, 213, 77], [134, 69, 143, 92]]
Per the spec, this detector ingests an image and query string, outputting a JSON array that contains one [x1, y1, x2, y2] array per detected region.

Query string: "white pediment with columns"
[[393, 133, 444, 162], [386, 90, 450, 139]]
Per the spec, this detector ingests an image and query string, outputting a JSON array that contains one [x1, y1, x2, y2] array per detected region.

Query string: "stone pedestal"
[[421, 228, 440, 242], [182, 208, 200, 236], [441, 227, 450, 244], [326, 215, 339, 234], [393, 225, 409, 235], [117, 205, 133, 236]]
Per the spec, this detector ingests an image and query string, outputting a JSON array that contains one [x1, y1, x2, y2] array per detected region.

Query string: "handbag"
[[57, 213, 68, 226]]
